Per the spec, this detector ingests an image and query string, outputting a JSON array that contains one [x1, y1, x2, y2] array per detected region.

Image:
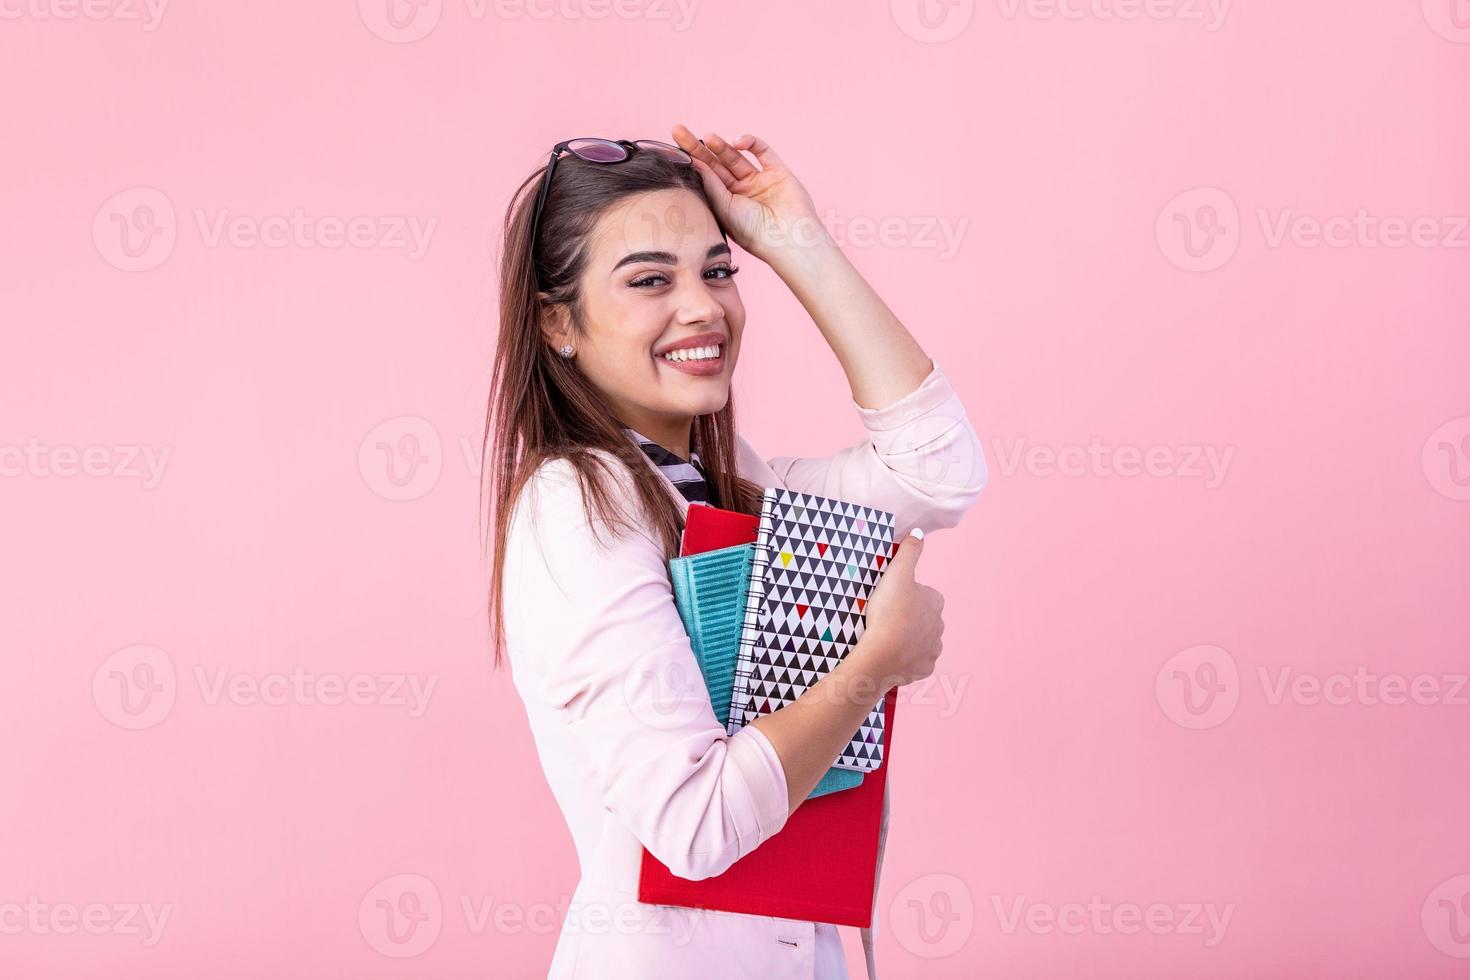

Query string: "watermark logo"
[[487, 0, 701, 30], [1422, 416, 1470, 501], [359, 0, 701, 40], [890, 872, 975, 958], [359, 0, 443, 41], [92, 646, 438, 727], [192, 208, 436, 257], [623, 651, 709, 732], [1423, 874, 1470, 957], [1156, 644, 1238, 730], [1257, 209, 1468, 250], [997, 0, 1230, 30], [459, 893, 696, 944], [360, 873, 442, 957], [1422, 0, 1470, 43], [93, 187, 177, 272], [0, 439, 172, 489], [1257, 666, 1467, 707], [0, 0, 170, 30], [1156, 187, 1239, 272], [890, 0, 975, 42], [900, 415, 989, 492], [93, 645, 177, 731], [1161, 187, 1468, 271], [0, 898, 173, 945], [989, 436, 1234, 487], [94, 189, 437, 270], [193, 666, 438, 717], [359, 415, 443, 501], [993, 895, 1234, 946]]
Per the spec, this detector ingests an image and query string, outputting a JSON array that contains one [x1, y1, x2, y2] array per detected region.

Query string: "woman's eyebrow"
[[610, 243, 731, 273]]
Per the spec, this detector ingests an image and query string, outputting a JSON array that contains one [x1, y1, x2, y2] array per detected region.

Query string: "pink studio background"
[[2, 1, 1467, 977]]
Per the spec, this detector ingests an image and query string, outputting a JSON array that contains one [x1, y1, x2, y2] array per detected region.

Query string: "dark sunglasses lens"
[[566, 138, 629, 163], [634, 140, 692, 165]]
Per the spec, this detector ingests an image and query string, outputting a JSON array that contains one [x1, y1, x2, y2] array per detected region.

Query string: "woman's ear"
[[538, 296, 572, 353]]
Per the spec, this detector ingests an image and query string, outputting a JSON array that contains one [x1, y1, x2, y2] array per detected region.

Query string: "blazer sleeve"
[[758, 357, 989, 535], [504, 454, 791, 881]]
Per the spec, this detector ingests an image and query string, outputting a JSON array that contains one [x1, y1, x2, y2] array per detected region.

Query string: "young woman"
[[483, 126, 988, 979]]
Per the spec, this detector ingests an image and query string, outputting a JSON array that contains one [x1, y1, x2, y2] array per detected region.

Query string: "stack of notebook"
[[636, 487, 900, 928]]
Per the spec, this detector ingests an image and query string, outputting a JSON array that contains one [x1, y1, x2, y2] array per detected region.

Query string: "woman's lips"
[[656, 346, 725, 377]]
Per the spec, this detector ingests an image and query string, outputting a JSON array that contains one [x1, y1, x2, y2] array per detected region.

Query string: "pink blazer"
[[501, 360, 988, 979]]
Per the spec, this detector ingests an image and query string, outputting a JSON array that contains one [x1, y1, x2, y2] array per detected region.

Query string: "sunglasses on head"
[[528, 138, 694, 251]]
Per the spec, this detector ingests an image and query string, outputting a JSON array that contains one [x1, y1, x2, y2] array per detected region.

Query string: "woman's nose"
[[674, 277, 723, 324]]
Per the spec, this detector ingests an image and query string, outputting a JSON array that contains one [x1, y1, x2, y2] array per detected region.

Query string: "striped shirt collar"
[[623, 426, 711, 506]]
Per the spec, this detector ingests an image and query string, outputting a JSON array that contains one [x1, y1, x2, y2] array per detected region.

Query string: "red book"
[[678, 501, 759, 555], [637, 503, 894, 928]]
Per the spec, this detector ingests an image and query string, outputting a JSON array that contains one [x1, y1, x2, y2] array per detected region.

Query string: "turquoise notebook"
[[669, 543, 863, 800]]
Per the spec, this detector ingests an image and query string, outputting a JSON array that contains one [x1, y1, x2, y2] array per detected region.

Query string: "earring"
[[558, 345, 574, 358]]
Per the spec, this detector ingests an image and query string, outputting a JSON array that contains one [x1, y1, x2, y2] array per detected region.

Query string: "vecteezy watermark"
[[822, 210, 971, 260], [1257, 666, 1468, 707], [893, 672, 970, 718], [0, 0, 169, 30], [0, 897, 173, 946], [0, 439, 172, 489], [989, 436, 1235, 488], [992, 895, 1234, 947], [193, 208, 436, 258], [1156, 187, 1240, 272], [360, 873, 442, 958], [890, 872, 976, 958], [1422, 416, 1470, 501], [624, 651, 974, 732], [1157, 187, 1470, 271], [1423, 874, 1470, 958], [889, 0, 976, 43], [997, 0, 1230, 31], [193, 666, 437, 717], [1257, 208, 1470, 250], [92, 645, 439, 729], [357, 0, 701, 43], [359, 874, 699, 956], [1158, 645, 1470, 729], [413, 414, 987, 507], [92, 187, 437, 271], [1422, 0, 1470, 43], [93, 645, 178, 731], [1156, 644, 1239, 730], [459, 893, 698, 946], [92, 187, 177, 272], [609, 193, 972, 262], [359, 415, 444, 502]]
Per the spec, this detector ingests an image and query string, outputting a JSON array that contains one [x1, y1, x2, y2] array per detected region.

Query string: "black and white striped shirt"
[[623, 427, 712, 506]]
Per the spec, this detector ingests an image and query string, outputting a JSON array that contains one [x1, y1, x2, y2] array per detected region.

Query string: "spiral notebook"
[[726, 488, 898, 772], [668, 543, 863, 800]]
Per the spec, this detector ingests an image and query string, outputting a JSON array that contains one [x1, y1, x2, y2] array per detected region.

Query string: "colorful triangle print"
[[725, 486, 897, 772]]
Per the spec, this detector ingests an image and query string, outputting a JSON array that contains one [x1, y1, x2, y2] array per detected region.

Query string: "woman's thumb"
[[887, 527, 925, 576]]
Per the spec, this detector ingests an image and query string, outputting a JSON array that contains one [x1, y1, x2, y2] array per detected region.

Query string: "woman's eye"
[[627, 265, 739, 289]]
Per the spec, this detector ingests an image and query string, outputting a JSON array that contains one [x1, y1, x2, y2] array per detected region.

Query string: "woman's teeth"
[[661, 344, 721, 363]]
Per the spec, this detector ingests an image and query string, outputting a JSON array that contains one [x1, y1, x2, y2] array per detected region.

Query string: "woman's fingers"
[[671, 123, 738, 186], [688, 156, 732, 213], [700, 131, 759, 182], [734, 133, 785, 172]]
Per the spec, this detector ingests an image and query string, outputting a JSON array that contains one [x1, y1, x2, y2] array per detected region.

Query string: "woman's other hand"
[[670, 124, 826, 262]]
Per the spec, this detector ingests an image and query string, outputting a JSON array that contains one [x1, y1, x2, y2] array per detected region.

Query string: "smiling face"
[[542, 187, 743, 460]]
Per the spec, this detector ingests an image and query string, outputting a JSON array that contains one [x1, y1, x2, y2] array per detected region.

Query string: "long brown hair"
[[482, 148, 763, 668]]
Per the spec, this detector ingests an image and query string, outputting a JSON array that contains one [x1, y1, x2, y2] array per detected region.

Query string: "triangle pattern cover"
[[726, 487, 897, 772]]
